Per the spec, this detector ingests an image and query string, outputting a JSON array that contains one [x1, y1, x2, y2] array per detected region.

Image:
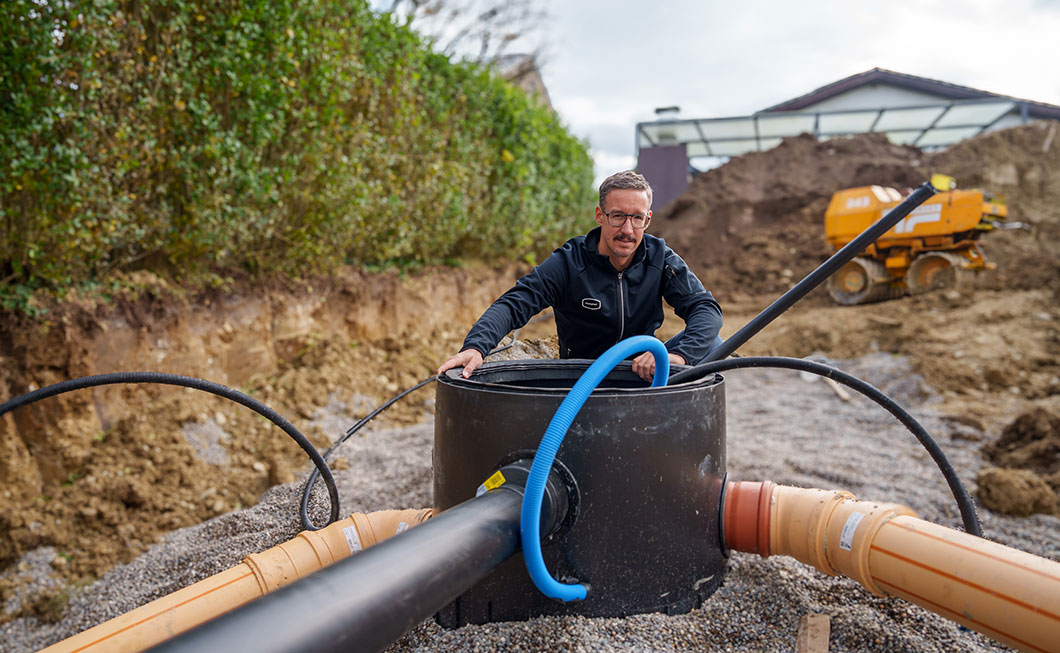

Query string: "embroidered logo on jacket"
[[581, 298, 602, 310]]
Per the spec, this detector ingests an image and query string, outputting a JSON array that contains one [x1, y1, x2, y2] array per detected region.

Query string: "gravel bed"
[[2, 354, 1055, 652]]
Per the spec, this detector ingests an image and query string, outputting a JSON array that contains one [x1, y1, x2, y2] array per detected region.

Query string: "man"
[[438, 170, 722, 382]]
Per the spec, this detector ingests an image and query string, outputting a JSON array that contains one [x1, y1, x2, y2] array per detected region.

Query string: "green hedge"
[[0, 0, 595, 288]]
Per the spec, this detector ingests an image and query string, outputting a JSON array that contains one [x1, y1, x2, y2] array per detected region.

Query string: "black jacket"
[[462, 227, 722, 363]]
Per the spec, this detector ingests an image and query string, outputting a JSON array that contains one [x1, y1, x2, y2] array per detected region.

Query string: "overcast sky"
[[534, 0, 1060, 183]]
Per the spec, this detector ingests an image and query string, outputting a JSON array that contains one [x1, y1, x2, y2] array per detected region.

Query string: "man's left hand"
[[631, 352, 685, 382]]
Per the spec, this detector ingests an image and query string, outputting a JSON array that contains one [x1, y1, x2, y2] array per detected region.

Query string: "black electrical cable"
[[485, 331, 520, 356], [485, 310, 554, 357], [670, 356, 982, 536], [299, 375, 435, 530], [297, 329, 537, 529], [0, 372, 341, 530]]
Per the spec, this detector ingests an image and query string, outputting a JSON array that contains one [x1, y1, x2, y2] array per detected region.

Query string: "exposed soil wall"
[[0, 264, 525, 581]]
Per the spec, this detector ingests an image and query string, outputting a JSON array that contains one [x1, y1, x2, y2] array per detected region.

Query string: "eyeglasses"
[[601, 208, 651, 229]]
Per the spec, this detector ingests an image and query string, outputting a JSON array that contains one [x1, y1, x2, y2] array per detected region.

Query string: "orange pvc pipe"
[[42, 508, 433, 653], [725, 482, 1060, 653], [723, 480, 774, 556], [871, 515, 1060, 653]]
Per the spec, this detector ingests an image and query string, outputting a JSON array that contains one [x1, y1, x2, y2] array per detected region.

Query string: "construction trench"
[[2, 126, 1059, 651]]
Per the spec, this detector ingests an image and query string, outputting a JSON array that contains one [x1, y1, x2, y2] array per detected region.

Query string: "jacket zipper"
[[616, 271, 625, 342]]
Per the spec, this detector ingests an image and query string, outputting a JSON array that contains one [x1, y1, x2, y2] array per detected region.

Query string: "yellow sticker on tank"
[[483, 470, 506, 490], [475, 470, 507, 497]]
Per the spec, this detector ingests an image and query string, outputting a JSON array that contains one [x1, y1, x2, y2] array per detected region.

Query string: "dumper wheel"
[[907, 252, 969, 294], [827, 257, 897, 305]]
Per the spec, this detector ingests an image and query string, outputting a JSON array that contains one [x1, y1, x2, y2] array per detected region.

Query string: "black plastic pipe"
[[678, 181, 937, 370], [150, 464, 569, 653]]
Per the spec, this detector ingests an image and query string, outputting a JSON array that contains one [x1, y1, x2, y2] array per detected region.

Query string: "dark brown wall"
[[638, 144, 689, 212]]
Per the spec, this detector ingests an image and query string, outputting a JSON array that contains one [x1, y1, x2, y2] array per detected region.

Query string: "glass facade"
[[636, 99, 1022, 161]]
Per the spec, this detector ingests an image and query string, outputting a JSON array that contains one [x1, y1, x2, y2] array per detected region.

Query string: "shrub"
[[0, 0, 595, 288]]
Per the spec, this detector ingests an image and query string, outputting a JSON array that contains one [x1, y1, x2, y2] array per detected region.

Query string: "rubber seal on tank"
[[442, 360, 721, 394], [717, 472, 731, 558], [495, 449, 580, 543]]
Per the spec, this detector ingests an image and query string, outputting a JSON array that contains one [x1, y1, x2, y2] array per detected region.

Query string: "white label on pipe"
[[396, 521, 410, 533], [840, 512, 865, 551], [343, 525, 363, 553]]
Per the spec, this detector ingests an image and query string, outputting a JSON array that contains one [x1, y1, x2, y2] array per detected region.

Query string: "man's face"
[[594, 188, 652, 268]]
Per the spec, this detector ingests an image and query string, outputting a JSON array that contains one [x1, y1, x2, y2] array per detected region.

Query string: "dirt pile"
[[984, 407, 1060, 479], [977, 468, 1057, 516], [976, 407, 1060, 516], [933, 122, 1060, 292], [651, 123, 1060, 302], [651, 132, 926, 299]]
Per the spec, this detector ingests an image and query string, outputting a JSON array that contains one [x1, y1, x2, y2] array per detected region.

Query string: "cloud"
[[540, 0, 1060, 174]]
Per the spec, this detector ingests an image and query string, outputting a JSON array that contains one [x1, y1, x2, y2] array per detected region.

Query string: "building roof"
[[763, 67, 1060, 120], [493, 53, 535, 77], [493, 53, 552, 108]]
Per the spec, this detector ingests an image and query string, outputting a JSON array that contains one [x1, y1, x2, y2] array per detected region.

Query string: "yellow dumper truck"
[[824, 176, 1020, 305]]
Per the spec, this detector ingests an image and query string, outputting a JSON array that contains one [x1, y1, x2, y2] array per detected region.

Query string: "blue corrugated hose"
[[520, 335, 670, 601]]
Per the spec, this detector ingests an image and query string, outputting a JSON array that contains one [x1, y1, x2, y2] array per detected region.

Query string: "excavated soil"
[[652, 122, 1060, 302], [1, 123, 1058, 647], [977, 407, 1060, 516]]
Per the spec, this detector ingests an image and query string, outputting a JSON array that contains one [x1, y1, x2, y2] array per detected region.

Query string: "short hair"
[[599, 170, 653, 209]]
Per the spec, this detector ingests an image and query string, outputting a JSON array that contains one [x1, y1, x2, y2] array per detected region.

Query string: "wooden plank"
[[866, 314, 902, 327], [796, 613, 831, 653]]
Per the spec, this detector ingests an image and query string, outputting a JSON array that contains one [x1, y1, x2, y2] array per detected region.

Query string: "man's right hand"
[[437, 349, 484, 379]]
